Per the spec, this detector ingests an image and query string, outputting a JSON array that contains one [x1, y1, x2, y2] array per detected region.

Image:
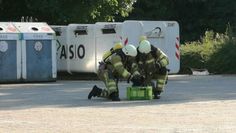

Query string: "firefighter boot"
[[88, 85, 102, 99], [153, 91, 161, 99], [109, 92, 120, 101]]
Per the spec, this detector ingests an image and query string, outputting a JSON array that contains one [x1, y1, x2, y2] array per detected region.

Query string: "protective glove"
[[127, 75, 133, 84], [98, 61, 106, 70], [129, 75, 145, 86], [155, 61, 161, 70]]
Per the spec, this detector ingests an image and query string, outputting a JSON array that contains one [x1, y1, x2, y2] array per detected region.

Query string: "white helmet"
[[122, 44, 137, 57], [138, 40, 151, 54]]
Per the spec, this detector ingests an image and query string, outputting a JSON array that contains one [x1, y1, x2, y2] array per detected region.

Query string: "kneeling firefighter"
[[136, 39, 169, 99], [88, 44, 143, 101]]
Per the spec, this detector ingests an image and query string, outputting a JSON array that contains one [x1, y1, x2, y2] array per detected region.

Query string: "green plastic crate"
[[127, 86, 153, 100]]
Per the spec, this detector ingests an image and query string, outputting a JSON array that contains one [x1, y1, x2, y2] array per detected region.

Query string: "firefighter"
[[88, 44, 142, 101], [136, 39, 169, 99]]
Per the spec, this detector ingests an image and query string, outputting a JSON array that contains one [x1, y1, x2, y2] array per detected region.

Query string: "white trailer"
[[52, 20, 180, 74]]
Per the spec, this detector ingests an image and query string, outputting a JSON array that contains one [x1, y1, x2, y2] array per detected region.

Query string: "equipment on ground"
[[127, 86, 153, 100]]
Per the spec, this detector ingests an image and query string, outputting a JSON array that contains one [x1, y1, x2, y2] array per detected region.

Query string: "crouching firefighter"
[[136, 39, 169, 99], [88, 44, 143, 101]]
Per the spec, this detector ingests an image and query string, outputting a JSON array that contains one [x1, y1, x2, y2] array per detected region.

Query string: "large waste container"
[[66, 24, 96, 73], [14, 22, 56, 82], [0, 22, 21, 83], [51, 25, 68, 72], [95, 22, 123, 72]]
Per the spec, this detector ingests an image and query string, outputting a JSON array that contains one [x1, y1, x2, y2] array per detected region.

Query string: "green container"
[[127, 86, 153, 100]]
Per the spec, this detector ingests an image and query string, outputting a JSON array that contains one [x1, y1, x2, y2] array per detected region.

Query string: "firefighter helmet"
[[138, 40, 151, 54], [102, 42, 123, 61], [113, 42, 123, 50], [139, 35, 147, 43], [122, 44, 137, 57]]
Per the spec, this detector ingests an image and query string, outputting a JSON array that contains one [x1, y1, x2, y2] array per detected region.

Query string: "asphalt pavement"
[[0, 75, 236, 132], [0, 75, 236, 110]]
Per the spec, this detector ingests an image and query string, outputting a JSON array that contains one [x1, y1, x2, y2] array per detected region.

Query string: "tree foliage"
[[0, 0, 134, 24], [1, 0, 236, 42], [180, 27, 236, 74], [125, 0, 236, 42]]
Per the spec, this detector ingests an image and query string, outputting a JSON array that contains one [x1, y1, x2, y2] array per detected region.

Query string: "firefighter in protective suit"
[[88, 44, 142, 101], [136, 39, 169, 99]]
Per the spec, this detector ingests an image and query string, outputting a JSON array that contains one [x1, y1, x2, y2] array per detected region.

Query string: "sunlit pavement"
[[0, 75, 236, 132]]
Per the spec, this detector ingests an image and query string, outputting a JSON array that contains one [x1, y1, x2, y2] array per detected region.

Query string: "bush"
[[180, 27, 236, 74]]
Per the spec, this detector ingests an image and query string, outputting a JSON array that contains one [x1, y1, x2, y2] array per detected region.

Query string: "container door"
[[14, 22, 56, 81], [51, 26, 68, 72], [0, 23, 20, 82], [25, 40, 53, 81], [95, 23, 122, 71], [141, 21, 166, 52], [122, 21, 143, 46], [0, 40, 17, 81], [164, 21, 180, 73], [66, 24, 96, 73]]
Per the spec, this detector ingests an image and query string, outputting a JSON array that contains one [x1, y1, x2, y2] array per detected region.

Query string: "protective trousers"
[[97, 67, 118, 98], [153, 67, 168, 92], [144, 67, 168, 92]]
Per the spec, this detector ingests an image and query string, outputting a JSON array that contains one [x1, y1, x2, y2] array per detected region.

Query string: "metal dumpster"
[[14, 22, 56, 82], [0, 22, 21, 83]]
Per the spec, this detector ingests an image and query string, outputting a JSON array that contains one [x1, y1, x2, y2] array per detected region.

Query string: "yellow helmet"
[[102, 42, 123, 61], [113, 42, 123, 50], [139, 35, 147, 43]]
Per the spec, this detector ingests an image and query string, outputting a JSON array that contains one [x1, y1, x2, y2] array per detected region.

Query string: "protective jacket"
[[136, 45, 169, 75], [104, 49, 139, 79], [136, 45, 169, 92], [97, 49, 139, 98]]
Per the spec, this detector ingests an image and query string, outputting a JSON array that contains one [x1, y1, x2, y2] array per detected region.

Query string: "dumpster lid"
[[14, 22, 54, 33], [0, 22, 19, 33], [68, 24, 95, 36], [95, 22, 122, 29]]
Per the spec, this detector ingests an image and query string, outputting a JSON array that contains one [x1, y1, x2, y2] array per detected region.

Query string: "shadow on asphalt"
[[0, 75, 236, 110]]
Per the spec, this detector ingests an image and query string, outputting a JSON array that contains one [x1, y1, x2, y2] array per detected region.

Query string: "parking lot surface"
[[0, 75, 236, 132]]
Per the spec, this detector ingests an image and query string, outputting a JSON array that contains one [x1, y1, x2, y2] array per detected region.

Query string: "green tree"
[[0, 0, 134, 24], [125, 0, 236, 42]]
